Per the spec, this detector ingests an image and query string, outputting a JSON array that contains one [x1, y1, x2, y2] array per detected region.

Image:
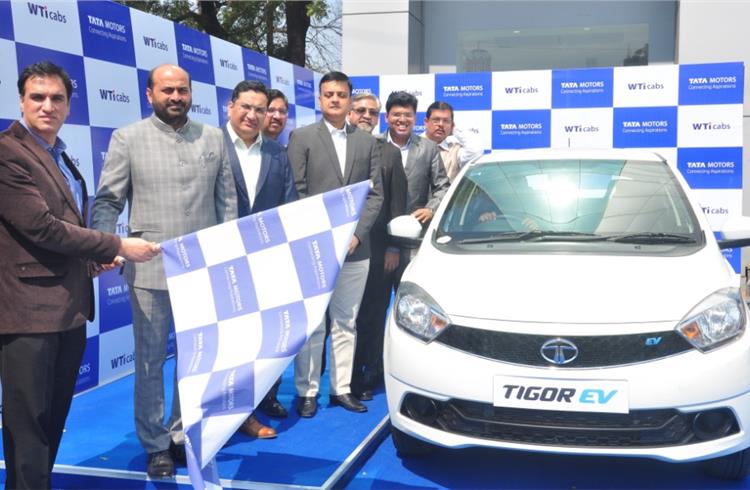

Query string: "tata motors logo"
[[181, 43, 209, 64], [687, 160, 735, 170], [143, 36, 169, 51], [26, 2, 66, 23], [689, 76, 737, 90], [692, 122, 731, 131], [621, 120, 669, 133], [559, 80, 605, 94], [219, 58, 238, 71], [246, 64, 267, 76], [99, 89, 130, 103], [87, 15, 126, 33], [627, 82, 664, 90]]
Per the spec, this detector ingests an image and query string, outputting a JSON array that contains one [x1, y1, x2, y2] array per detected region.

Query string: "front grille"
[[435, 325, 693, 368], [400, 394, 738, 448]]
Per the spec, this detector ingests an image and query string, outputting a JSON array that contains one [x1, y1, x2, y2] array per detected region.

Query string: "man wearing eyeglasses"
[[263, 89, 289, 142], [379, 90, 449, 286], [347, 93, 406, 401], [223, 80, 297, 437], [423, 101, 483, 182]]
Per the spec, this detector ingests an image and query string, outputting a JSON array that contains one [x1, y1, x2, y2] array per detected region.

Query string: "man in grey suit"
[[287, 71, 383, 417], [91, 64, 237, 479], [223, 79, 297, 438], [380, 91, 450, 286]]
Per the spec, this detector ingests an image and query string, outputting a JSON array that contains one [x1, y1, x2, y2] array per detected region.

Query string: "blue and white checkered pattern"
[[354, 62, 745, 271], [0, 0, 322, 396], [161, 181, 369, 490]]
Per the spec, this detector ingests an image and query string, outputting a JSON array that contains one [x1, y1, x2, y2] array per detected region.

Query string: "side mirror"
[[388, 215, 424, 248], [718, 216, 750, 250]]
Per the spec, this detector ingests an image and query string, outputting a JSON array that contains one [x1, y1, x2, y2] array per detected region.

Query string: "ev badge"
[[540, 338, 579, 365]]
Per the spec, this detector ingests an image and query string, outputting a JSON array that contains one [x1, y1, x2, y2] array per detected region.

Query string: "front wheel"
[[703, 448, 750, 480], [391, 425, 434, 457]]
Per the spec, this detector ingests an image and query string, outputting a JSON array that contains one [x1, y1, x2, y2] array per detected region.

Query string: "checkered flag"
[[161, 181, 371, 489]]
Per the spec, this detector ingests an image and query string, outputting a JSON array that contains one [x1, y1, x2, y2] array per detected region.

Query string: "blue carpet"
[[0, 357, 389, 488]]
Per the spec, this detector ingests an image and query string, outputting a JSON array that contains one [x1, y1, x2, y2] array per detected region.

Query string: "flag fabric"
[[161, 181, 371, 489]]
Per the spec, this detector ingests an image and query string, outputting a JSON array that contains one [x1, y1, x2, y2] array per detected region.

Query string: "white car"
[[385, 148, 750, 479]]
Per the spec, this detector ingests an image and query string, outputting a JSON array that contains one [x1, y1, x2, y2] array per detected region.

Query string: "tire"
[[703, 448, 750, 480], [391, 425, 434, 457]]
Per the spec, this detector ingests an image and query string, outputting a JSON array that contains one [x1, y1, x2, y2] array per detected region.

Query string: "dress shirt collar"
[[226, 122, 262, 150], [19, 118, 67, 154], [387, 129, 413, 150], [323, 118, 347, 136]]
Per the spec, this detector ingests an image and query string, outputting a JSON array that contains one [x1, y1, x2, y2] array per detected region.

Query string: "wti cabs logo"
[[627, 82, 664, 90], [701, 205, 729, 216], [143, 36, 169, 51], [99, 88, 130, 103], [504, 86, 539, 94], [26, 2, 67, 23], [190, 104, 212, 115], [692, 121, 732, 131], [219, 58, 238, 71], [564, 124, 598, 133]]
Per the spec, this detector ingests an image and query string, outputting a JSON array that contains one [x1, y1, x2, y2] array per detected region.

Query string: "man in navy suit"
[[222, 80, 297, 438]]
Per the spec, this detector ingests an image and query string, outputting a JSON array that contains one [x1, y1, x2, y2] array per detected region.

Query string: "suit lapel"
[[403, 133, 419, 178], [343, 124, 356, 183], [13, 122, 84, 225], [317, 121, 343, 183], [222, 127, 251, 216], [256, 140, 272, 199], [61, 151, 86, 225]]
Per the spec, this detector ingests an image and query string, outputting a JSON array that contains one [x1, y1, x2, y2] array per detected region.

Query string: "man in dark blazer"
[[347, 93, 407, 401], [0, 61, 159, 489], [287, 71, 383, 417], [223, 80, 297, 437], [379, 91, 450, 287]]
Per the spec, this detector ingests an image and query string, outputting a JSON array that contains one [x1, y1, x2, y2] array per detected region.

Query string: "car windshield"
[[437, 158, 703, 249]]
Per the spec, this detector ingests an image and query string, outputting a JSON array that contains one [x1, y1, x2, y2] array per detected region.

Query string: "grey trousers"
[[130, 286, 183, 454], [294, 259, 369, 397]]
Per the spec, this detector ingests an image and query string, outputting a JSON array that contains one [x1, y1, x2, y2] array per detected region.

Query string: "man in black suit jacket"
[[347, 93, 407, 401], [223, 80, 297, 437], [0, 61, 158, 489], [287, 71, 383, 417]]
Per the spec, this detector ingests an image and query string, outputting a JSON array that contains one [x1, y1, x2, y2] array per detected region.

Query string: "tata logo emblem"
[[540, 338, 578, 365]]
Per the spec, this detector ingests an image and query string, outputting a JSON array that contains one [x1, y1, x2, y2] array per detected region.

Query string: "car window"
[[438, 159, 701, 246]]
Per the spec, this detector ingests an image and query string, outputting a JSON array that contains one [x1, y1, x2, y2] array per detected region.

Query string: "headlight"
[[676, 287, 746, 351], [395, 282, 451, 342]]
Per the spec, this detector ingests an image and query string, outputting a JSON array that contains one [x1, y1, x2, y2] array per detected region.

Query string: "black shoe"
[[296, 396, 318, 418], [147, 450, 175, 479], [169, 441, 187, 467], [329, 393, 368, 413], [259, 397, 288, 418], [357, 389, 374, 402]]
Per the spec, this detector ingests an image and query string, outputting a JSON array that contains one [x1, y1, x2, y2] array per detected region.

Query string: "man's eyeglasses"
[[427, 117, 452, 125], [353, 107, 379, 117], [237, 104, 267, 116], [267, 108, 288, 116]]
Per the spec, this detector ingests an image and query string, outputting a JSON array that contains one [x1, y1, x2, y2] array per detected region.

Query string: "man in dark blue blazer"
[[222, 80, 297, 438]]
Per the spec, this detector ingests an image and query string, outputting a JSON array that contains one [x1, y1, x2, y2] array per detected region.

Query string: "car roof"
[[472, 148, 667, 166]]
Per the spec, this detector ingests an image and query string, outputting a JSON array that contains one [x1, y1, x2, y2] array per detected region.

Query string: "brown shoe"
[[238, 415, 277, 439]]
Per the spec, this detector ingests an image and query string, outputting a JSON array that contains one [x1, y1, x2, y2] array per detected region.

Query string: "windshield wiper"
[[457, 230, 608, 244], [606, 232, 697, 244]]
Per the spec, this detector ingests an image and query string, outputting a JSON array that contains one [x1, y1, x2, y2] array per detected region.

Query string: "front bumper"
[[385, 314, 750, 463]]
